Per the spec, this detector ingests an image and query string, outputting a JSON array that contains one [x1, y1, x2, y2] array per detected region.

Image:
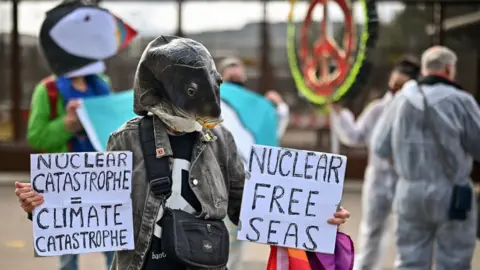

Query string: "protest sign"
[[237, 145, 347, 254], [30, 152, 135, 256], [76, 90, 136, 151]]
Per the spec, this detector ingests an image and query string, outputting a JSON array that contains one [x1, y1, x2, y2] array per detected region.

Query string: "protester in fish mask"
[[372, 46, 479, 270], [16, 35, 350, 270], [104, 36, 350, 270], [14, 0, 137, 269], [329, 56, 419, 270]]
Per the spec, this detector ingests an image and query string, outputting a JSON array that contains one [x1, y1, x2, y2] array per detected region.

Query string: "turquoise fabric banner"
[[77, 84, 279, 156], [77, 90, 136, 151], [220, 82, 279, 162]]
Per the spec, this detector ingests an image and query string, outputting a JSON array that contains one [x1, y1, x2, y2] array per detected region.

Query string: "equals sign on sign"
[[70, 197, 82, 204]]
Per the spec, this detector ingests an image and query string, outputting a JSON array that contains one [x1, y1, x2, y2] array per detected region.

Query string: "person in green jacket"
[[27, 74, 111, 153], [17, 1, 137, 269], [26, 74, 115, 270]]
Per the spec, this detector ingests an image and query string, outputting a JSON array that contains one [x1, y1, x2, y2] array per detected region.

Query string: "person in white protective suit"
[[217, 57, 290, 269], [329, 56, 420, 270], [372, 46, 479, 270]]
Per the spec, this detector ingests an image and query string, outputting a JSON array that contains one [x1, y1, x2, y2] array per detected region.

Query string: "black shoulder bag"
[[418, 86, 473, 221], [139, 116, 230, 268]]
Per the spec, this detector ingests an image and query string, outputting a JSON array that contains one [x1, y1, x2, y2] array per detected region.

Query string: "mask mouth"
[[197, 117, 223, 129]]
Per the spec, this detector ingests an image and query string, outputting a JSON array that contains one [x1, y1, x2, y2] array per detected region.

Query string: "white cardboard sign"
[[30, 152, 135, 256], [237, 145, 347, 254]]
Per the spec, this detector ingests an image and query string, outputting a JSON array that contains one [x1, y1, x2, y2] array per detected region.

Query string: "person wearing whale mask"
[[329, 56, 420, 270], [13, 1, 137, 270], [27, 35, 351, 270]]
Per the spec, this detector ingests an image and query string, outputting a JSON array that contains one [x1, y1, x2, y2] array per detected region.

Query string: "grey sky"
[[0, 1, 404, 36]]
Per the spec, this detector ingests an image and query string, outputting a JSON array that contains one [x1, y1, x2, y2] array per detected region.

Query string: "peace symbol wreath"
[[287, 0, 378, 105]]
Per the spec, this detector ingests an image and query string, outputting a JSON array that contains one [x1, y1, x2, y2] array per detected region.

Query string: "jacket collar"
[[151, 116, 217, 158], [418, 75, 465, 91]]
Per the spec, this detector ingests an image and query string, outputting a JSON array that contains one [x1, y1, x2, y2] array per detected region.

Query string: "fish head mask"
[[134, 36, 223, 129]]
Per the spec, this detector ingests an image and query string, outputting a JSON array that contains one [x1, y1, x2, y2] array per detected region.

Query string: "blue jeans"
[[59, 252, 114, 270]]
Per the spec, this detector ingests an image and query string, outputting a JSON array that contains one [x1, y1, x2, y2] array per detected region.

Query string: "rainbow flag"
[[267, 246, 312, 270], [267, 232, 355, 270]]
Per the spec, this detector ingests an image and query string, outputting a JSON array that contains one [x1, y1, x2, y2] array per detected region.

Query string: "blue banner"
[[77, 84, 280, 156], [76, 90, 136, 151], [220, 82, 279, 163]]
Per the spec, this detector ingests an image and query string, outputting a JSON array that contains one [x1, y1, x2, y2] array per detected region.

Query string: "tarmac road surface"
[[0, 181, 478, 270]]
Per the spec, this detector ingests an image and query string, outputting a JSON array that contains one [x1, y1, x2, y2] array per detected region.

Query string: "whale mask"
[[134, 36, 223, 131]]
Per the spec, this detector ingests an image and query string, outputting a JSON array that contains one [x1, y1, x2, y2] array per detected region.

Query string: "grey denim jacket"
[[106, 116, 245, 270]]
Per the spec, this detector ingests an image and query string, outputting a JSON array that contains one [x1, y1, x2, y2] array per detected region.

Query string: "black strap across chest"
[[138, 116, 172, 199]]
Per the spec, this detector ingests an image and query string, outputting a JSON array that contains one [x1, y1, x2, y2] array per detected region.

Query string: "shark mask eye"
[[84, 15, 90, 22], [187, 86, 197, 97]]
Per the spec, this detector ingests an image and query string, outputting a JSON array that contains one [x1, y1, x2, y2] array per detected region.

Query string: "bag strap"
[[139, 116, 173, 199], [42, 76, 58, 120], [418, 85, 454, 180]]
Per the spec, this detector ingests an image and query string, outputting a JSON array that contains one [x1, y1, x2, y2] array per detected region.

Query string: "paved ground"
[[1, 176, 479, 270]]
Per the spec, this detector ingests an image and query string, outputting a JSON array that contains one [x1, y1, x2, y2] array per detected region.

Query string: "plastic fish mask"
[[134, 36, 223, 128], [39, 0, 137, 77]]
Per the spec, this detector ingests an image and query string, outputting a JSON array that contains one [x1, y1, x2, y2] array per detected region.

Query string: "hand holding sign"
[[328, 206, 350, 226], [15, 182, 44, 213], [237, 145, 347, 254]]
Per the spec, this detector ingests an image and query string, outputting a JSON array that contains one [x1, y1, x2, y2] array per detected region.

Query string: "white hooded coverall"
[[372, 80, 479, 270], [330, 91, 397, 270]]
